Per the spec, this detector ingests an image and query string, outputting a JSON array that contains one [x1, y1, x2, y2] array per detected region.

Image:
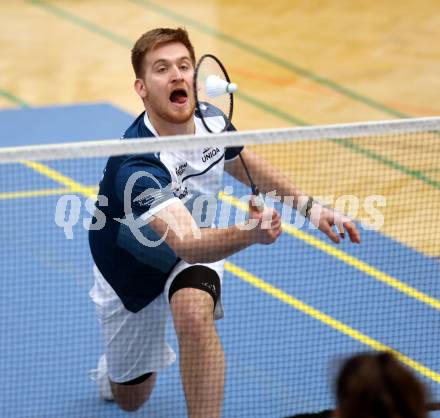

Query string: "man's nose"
[[170, 65, 183, 81]]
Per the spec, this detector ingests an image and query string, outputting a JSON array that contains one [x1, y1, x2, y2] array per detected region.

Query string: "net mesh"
[[1, 118, 439, 418]]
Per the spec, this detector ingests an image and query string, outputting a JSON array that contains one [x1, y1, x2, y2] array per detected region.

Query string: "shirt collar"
[[143, 112, 204, 136]]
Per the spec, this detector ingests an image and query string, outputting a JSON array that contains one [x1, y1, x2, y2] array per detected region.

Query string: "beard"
[[165, 102, 195, 124], [147, 92, 195, 125]]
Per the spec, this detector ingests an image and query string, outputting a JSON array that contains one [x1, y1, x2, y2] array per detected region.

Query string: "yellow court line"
[[0, 187, 72, 200], [21, 160, 439, 384], [219, 192, 440, 312], [21, 160, 96, 197], [224, 261, 440, 384]]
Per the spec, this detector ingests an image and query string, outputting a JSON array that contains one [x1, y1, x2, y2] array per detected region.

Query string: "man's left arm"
[[224, 148, 361, 244]]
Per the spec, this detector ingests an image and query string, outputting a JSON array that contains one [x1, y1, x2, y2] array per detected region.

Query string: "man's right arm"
[[146, 199, 282, 264]]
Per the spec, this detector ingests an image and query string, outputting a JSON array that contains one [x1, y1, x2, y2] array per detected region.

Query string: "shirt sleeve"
[[115, 154, 179, 218]]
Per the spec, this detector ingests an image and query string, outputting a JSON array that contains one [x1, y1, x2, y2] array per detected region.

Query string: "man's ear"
[[134, 78, 148, 99]]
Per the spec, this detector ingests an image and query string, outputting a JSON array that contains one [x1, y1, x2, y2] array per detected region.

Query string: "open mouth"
[[169, 89, 188, 104]]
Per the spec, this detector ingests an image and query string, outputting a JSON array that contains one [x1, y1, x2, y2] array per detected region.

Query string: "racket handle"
[[251, 193, 265, 212]]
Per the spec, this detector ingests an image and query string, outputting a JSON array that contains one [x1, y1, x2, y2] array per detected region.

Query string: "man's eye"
[[157, 67, 167, 73], [180, 64, 190, 71]]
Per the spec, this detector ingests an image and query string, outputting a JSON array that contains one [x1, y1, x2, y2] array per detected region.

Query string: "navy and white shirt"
[[89, 105, 242, 312]]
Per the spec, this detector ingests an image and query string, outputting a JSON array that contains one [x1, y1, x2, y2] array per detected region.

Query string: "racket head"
[[193, 54, 234, 133]]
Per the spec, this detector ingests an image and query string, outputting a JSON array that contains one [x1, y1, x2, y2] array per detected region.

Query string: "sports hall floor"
[[1, 1, 439, 417]]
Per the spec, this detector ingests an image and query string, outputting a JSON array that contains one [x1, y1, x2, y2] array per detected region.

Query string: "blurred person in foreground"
[[287, 351, 428, 418]]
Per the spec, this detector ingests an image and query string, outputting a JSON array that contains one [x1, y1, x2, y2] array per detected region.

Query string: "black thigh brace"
[[168, 265, 221, 307]]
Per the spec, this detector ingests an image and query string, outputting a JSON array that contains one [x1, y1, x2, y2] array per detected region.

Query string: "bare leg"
[[171, 288, 225, 418], [110, 373, 157, 412]]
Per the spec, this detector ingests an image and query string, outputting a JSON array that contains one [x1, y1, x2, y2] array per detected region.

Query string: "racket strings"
[[194, 54, 234, 134]]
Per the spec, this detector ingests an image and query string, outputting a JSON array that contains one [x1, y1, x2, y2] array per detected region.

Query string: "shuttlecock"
[[205, 74, 237, 98]]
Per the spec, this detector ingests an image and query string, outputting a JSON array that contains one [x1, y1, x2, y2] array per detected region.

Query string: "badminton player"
[[89, 27, 360, 417]]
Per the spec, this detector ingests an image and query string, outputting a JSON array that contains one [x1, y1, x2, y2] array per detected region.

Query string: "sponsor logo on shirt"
[[174, 186, 189, 200], [175, 162, 187, 176], [202, 147, 220, 163], [134, 187, 169, 209], [134, 194, 155, 207]]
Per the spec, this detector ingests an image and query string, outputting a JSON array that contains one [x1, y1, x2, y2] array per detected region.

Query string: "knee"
[[178, 307, 214, 342], [171, 288, 215, 342], [111, 373, 156, 412], [114, 393, 149, 412], [114, 390, 152, 412], [118, 399, 145, 412]]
